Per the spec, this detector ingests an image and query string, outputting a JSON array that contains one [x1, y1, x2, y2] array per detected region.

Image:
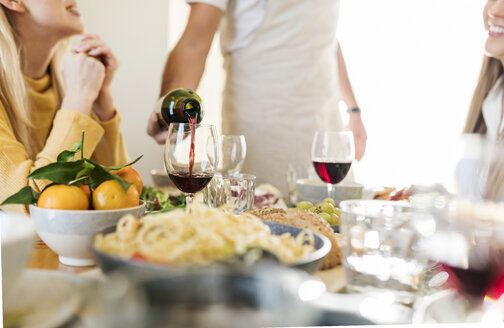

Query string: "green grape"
[[297, 201, 313, 210], [308, 206, 317, 213], [322, 198, 336, 206], [333, 207, 341, 216], [316, 202, 335, 214], [330, 213, 341, 225], [319, 212, 331, 223]]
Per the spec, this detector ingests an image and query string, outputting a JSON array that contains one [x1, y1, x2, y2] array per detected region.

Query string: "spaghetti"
[[94, 205, 315, 266]]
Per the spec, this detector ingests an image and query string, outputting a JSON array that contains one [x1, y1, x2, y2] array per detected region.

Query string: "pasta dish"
[[93, 205, 315, 266]]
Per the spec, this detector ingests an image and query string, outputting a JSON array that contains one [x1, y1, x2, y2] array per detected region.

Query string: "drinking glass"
[[164, 123, 219, 205], [217, 135, 246, 176], [453, 134, 504, 202], [203, 173, 256, 213], [340, 200, 431, 305], [311, 131, 354, 199], [415, 198, 504, 323]]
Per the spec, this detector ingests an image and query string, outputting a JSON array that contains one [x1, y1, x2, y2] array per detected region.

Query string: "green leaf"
[[57, 150, 78, 163], [88, 164, 131, 191], [103, 155, 144, 171], [1, 186, 39, 205], [27, 160, 86, 184], [71, 141, 83, 152]]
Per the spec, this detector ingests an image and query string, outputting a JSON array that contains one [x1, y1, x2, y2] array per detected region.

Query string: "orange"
[[37, 184, 89, 210], [80, 184, 91, 199], [110, 166, 143, 194], [92, 179, 140, 210]]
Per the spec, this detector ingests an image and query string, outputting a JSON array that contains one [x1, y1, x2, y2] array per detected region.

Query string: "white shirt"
[[482, 75, 504, 140], [186, 0, 267, 53]]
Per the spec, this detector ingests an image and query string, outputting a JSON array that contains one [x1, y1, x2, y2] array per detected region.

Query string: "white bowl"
[[29, 202, 145, 267], [296, 179, 364, 206], [1, 212, 35, 297], [150, 169, 174, 187]]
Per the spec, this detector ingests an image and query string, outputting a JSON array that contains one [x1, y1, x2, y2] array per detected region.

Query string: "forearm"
[[336, 45, 358, 109], [160, 43, 209, 96], [90, 111, 131, 167], [93, 88, 116, 121], [160, 3, 222, 96]]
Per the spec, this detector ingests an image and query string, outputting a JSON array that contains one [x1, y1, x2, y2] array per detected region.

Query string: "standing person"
[[0, 0, 129, 213], [147, 0, 367, 195]]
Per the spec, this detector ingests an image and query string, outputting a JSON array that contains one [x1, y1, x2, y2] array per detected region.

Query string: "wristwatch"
[[347, 107, 361, 114]]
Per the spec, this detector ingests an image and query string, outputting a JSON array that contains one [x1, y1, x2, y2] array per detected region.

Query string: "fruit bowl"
[[1, 212, 35, 297], [29, 201, 145, 267]]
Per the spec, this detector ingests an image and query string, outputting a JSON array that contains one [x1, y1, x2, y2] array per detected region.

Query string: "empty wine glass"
[[217, 135, 246, 176], [311, 131, 354, 199], [164, 123, 219, 205]]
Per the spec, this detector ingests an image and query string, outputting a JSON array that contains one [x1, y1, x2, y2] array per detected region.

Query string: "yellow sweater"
[[0, 74, 130, 213]]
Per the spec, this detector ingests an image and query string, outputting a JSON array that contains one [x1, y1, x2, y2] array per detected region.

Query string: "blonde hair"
[[0, 6, 67, 158], [464, 56, 504, 135]]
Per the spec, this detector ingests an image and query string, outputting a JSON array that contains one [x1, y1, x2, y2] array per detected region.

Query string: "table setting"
[[3, 101, 504, 327]]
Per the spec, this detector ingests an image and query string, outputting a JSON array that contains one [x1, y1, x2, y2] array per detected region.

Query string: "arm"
[[147, 3, 222, 144], [0, 103, 105, 213], [160, 3, 223, 95], [337, 44, 367, 161]]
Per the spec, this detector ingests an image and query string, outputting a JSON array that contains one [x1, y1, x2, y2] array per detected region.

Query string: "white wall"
[[338, 0, 487, 188], [79, 0, 169, 186]]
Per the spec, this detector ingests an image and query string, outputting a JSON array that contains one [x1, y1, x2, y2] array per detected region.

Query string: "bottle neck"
[[178, 98, 201, 120]]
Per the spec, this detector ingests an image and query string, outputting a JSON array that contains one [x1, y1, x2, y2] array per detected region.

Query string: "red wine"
[[442, 264, 496, 298], [168, 172, 213, 194], [441, 245, 504, 299], [312, 161, 351, 184], [188, 116, 197, 176]]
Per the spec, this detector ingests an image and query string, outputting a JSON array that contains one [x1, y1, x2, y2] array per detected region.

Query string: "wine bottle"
[[154, 88, 204, 130]]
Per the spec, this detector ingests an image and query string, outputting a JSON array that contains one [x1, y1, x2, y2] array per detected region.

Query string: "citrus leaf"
[[1, 186, 39, 205], [88, 164, 131, 191], [72, 141, 82, 152], [103, 155, 143, 171], [57, 150, 78, 163], [27, 160, 86, 183]]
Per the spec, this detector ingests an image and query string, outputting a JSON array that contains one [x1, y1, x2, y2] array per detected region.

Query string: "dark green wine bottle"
[[154, 88, 204, 130]]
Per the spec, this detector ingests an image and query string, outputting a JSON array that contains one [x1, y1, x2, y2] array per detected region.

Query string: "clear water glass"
[[203, 173, 256, 213], [339, 200, 432, 304]]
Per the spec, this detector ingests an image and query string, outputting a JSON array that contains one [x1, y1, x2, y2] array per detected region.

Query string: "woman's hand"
[[61, 52, 105, 115], [349, 112, 367, 161], [74, 34, 119, 121]]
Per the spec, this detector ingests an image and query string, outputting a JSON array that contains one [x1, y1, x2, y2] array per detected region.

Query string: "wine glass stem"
[[185, 193, 194, 207], [327, 183, 334, 199]]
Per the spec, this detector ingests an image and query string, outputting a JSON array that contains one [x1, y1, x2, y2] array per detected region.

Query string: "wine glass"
[[217, 135, 246, 176], [415, 198, 504, 323], [164, 123, 219, 205], [311, 131, 354, 199]]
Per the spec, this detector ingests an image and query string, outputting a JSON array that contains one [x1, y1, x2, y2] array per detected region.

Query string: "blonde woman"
[[462, 0, 504, 200], [0, 0, 129, 212], [465, 0, 504, 137]]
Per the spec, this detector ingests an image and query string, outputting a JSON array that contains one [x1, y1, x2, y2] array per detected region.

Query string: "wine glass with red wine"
[[416, 199, 504, 323], [164, 123, 219, 205], [311, 131, 354, 199]]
